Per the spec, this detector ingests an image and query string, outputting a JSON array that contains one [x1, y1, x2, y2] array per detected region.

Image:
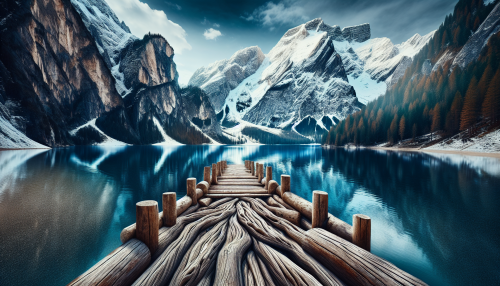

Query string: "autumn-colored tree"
[[399, 115, 406, 141], [478, 65, 494, 99], [432, 103, 442, 133], [445, 92, 463, 133], [460, 77, 480, 133], [388, 114, 398, 144], [482, 69, 500, 121], [412, 123, 418, 141]]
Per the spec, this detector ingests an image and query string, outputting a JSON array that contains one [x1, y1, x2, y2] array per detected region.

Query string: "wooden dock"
[[69, 161, 427, 286]]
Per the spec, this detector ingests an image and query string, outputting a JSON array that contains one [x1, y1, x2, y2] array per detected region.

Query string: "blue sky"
[[105, 0, 457, 85]]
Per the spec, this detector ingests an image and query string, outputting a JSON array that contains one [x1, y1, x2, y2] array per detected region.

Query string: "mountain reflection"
[[0, 146, 499, 285]]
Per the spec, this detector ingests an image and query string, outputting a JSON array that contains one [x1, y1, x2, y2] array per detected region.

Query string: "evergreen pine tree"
[[482, 69, 500, 121], [460, 77, 480, 133]]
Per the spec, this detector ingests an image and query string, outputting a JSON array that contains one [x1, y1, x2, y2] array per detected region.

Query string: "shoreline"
[[367, 146, 500, 159]]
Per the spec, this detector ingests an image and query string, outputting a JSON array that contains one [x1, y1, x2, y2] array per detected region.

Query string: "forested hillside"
[[325, 0, 500, 147]]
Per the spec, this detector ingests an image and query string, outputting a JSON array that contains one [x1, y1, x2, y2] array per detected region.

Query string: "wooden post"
[[217, 162, 221, 175], [251, 161, 255, 176], [136, 200, 159, 253], [212, 163, 217, 184], [162, 192, 176, 227], [353, 214, 371, 251], [258, 163, 264, 183], [312, 191, 328, 228], [255, 163, 259, 177], [281, 175, 290, 194], [204, 166, 211, 185], [265, 166, 272, 190], [187, 178, 197, 206]]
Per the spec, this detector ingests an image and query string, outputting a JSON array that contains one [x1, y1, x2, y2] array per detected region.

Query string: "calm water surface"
[[0, 145, 499, 285]]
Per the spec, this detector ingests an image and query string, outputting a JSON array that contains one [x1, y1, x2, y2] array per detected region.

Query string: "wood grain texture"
[[196, 188, 204, 200], [265, 166, 272, 190], [213, 214, 252, 286], [257, 164, 264, 183], [136, 201, 159, 254], [205, 193, 272, 198], [272, 195, 293, 210], [68, 239, 150, 286], [353, 214, 371, 252], [312, 191, 328, 228], [237, 200, 343, 286], [281, 175, 290, 193], [303, 228, 428, 286], [251, 161, 255, 176], [169, 219, 229, 286], [134, 200, 238, 285], [266, 197, 285, 209], [162, 192, 176, 227]]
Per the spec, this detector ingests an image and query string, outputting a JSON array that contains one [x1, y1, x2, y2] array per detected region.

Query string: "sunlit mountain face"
[[1, 145, 500, 285]]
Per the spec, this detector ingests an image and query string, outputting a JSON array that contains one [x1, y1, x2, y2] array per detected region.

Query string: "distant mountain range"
[[1, 0, 495, 148]]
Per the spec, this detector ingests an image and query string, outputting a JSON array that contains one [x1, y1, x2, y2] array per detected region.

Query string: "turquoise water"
[[0, 145, 499, 285]]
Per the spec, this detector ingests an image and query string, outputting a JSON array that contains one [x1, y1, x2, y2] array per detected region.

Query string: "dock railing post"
[[312, 191, 328, 228], [187, 178, 197, 205], [162, 192, 176, 227], [251, 161, 255, 176], [204, 166, 211, 185], [258, 163, 263, 183], [280, 175, 290, 196], [265, 166, 272, 190], [255, 163, 259, 178], [212, 163, 218, 184], [136, 200, 159, 254], [217, 162, 221, 176], [353, 214, 371, 252]]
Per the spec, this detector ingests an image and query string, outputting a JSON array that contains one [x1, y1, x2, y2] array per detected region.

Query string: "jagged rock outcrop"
[[452, 2, 500, 69], [342, 24, 371, 43], [188, 46, 265, 111], [0, 0, 123, 147]]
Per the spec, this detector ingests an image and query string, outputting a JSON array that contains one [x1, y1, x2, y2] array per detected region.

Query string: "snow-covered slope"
[[188, 46, 265, 111], [0, 105, 49, 149], [71, 0, 137, 96]]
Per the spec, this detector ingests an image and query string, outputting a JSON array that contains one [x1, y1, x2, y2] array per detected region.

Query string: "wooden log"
[[162, 192, 176, 227], [312, 191, 328, 228], [303, 228, 427, 286], [245, 250, 267, 286], [353, 214, 371, 251], [197, 181, 210, 194], [237, 200, 343, 286], [120, 196, 193, 244], [68, 239, 150, 286], [257, 163, 264, 182], [187, 178, 197, 206], [282, 192, 353, 242], [266, 197, 285, 209], [301, 218, 312, 230], [212, 163, 218, 184], [281, 175, 290, 194], [268, 180, 278, 194], [256, 254, 276, 286], [265, 166, 272, 190], [169, 219, 229, 286], [204, 166, 211, 186], [252, 238, 323, 286], [135, 200, 238, 285], [261, 201, 301, 226], [198, 197, 212, 207], [136, 200, 159, 254], [213, 214, 252, 286], [272, 195, 293, 210], [196, 188, 204, 200]]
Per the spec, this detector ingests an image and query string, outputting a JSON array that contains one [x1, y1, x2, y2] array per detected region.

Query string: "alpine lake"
[[0, 145, 499, 285]]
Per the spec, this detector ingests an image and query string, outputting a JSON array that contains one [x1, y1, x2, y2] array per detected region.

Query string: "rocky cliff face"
[[188, 46, 265, 111], [0, 0, 123, 147]]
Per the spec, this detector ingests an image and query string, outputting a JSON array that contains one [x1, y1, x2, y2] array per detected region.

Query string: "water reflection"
[[0, 146, 499, 285]]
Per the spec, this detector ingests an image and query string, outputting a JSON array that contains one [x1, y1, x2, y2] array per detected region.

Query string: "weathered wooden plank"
[[303, 228, 428, 286], [213, 215, 252, 286], [208, 190, 268, 195], [237, 200, 343, 286], [217, 182, 262, 186], [198, 197, 212, 207], [246, 250, 267, 286], [68, 239, 150, 286], [252, 238, 323, 286], [205, 193, 272, 198], [209, 185, 265, 190], [133, 200, 237, 286], [272, 195, 293, 210], [169, 219, 229, 285], [219, 175, 257, 179], [256, 254, 276, 286]]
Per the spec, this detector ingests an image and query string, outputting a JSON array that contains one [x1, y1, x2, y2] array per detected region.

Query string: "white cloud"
[[165, 1, 181, 10], [213, 23, 220, 28], [105, 0, 191, 54], [244, 0, 308, 29], [203, 28, 222, 40]]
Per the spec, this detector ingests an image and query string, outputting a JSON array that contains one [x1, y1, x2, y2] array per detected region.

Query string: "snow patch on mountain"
[[0, 114, 49, 149], [70, 119, 128, 145], [71, 0, 138, 96], [152, 117, 182, 145]]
